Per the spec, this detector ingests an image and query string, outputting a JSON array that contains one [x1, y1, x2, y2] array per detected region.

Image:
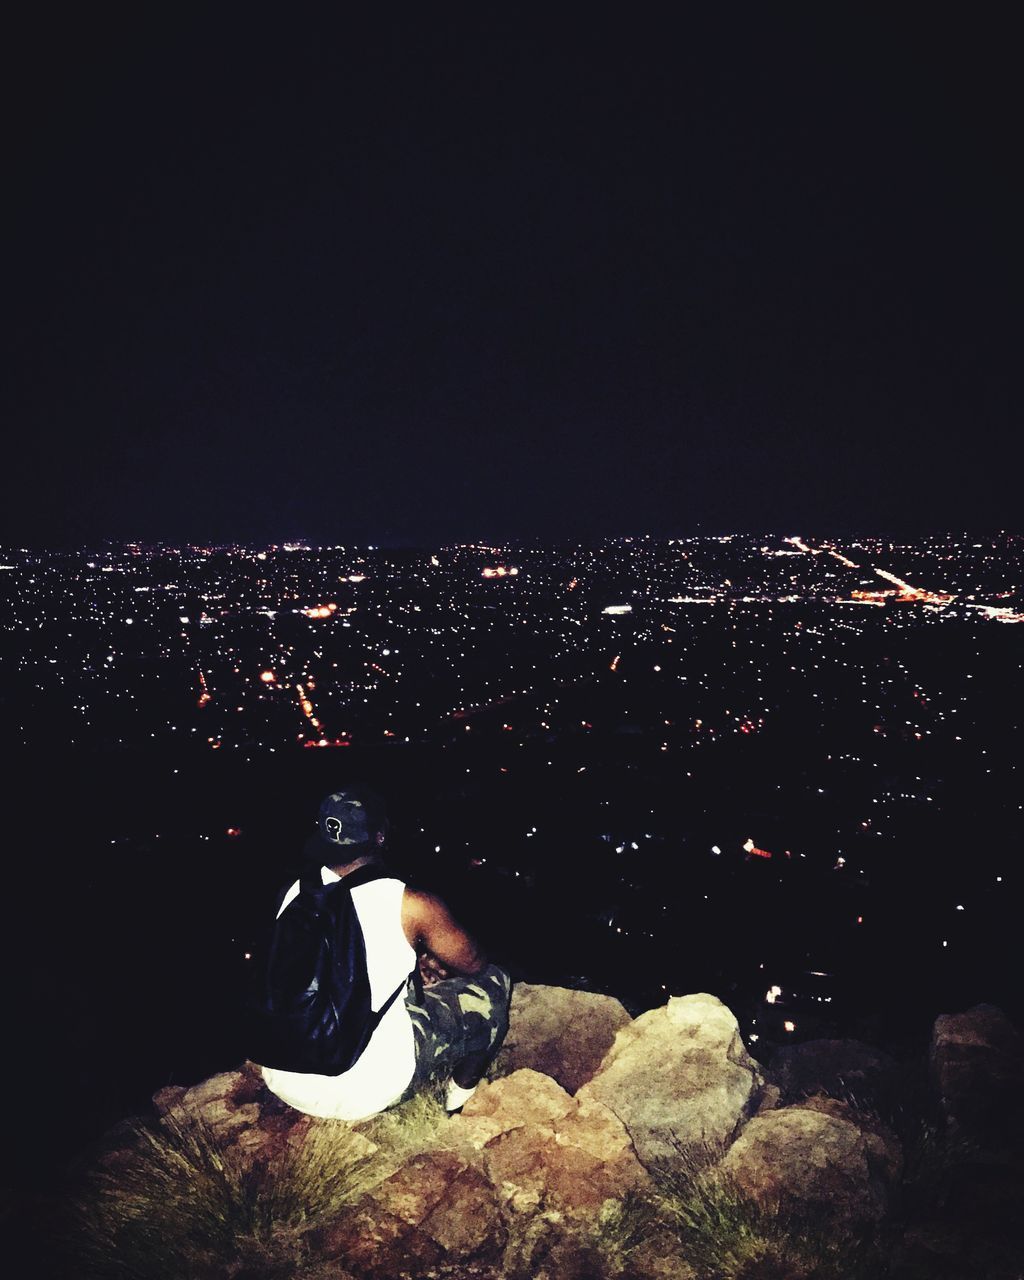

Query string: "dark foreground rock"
[[930, 1003, 1024, 1136], [767, 1037, 899, 1108]]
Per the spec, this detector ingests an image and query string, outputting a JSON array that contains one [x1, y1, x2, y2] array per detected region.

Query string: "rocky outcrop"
[[62, 989, 1024, 1280], [578, 992, 763, 1167], [309, 1069, 649, 1280], [493, 983, 632, 1094]]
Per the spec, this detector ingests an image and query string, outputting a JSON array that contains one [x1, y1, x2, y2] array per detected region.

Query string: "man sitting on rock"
[[258, 785, 511, 1121]]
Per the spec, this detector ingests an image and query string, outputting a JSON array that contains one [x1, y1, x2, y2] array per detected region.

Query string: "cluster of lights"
[[2, 534, 1017, 1013]]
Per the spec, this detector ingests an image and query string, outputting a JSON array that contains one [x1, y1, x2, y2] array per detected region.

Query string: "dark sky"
[[4, 8, 1020, 547]]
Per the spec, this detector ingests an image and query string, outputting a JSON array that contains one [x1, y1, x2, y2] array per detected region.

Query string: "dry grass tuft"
[[69, 1088, 448, 1279], [597, 1140, 886, 1280]]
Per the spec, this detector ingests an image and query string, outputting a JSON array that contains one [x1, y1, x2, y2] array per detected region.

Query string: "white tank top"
[[260, 869, 417, 1121]]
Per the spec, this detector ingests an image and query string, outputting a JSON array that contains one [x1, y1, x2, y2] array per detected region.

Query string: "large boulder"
[[930, 1004, 1024, 1134], [492, 983, 633, 1094], [578, 993, 763, 1168], [766, 1038, 899, 1108], [455, 1068, 648, 1217], [719, 1096, 902, 1229]]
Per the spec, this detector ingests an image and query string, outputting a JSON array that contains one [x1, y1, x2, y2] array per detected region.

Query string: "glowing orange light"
[[260, 670, 276, 683]]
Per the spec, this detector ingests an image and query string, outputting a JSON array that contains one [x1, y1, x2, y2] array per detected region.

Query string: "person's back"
[[260, 864, 418, 1120], [255, 786, 511, 1121]]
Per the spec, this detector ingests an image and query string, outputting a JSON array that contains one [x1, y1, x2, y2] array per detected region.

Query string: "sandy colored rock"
[[456, 1069, 647, 1220], [456, 1067, 575, 1149], [720, 1100, 899, 1227], [579, 992, 762, 1168], [493, 982, 633, 1093], [420, 1163, 505, 1256], [795, 1094, 902, 1182]]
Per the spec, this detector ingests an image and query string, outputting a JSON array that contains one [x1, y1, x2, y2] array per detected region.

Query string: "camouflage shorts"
[[404, 963, 512, 1090]]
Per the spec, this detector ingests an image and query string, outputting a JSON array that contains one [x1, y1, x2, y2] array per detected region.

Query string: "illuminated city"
[[5, 531, 1020, 1117]]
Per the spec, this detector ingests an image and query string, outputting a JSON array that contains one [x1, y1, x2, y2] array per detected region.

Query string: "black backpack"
[[246, 864, 407, 1076]]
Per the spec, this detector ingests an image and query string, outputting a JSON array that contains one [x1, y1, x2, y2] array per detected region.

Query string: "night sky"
[[5, 8, 1020, 548]]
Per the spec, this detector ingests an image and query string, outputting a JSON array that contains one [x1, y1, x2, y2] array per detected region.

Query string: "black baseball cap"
[[317, 786, 386, 850]]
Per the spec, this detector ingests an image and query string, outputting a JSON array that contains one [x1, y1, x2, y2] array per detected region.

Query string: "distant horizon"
[[4, 529, 1021, 555]]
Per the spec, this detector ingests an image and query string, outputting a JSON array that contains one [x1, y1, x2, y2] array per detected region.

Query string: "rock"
[[318, 1150, 505, 1276], [320, 1069, 648, 1277], [151, 1061, 329, 1172], [456, 1068, 647, 1218], [457, 1066, 575, 1149], [75, 987, 1024, 1278], [578, 993, 763, 1168], [931, 1004, 1024, 1134], [145, 1062, 383, 1207], [720, 1098, 901, 1228], [767, 1038, 898, 1108], [492, 983, 633, 1093], [794, 1095, 902, 1184], [314, 1197, 446, 1278], [753, 1082, 782, 1114]]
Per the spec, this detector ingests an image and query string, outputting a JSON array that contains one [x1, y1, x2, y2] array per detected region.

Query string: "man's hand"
[[417, 950, 452, 987]]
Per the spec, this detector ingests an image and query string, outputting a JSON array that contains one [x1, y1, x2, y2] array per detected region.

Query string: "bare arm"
[[402, 888, 486, 976]]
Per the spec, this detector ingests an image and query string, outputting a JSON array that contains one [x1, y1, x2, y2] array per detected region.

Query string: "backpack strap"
[[339, 862, 411, 1018], [334, 861, 393, 893]]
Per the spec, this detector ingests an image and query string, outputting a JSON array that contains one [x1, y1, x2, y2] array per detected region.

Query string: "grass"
[[357, 1078, 449, 1164], [66, 1087, 450, 1280], [596, 1140, 887, 1280]]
